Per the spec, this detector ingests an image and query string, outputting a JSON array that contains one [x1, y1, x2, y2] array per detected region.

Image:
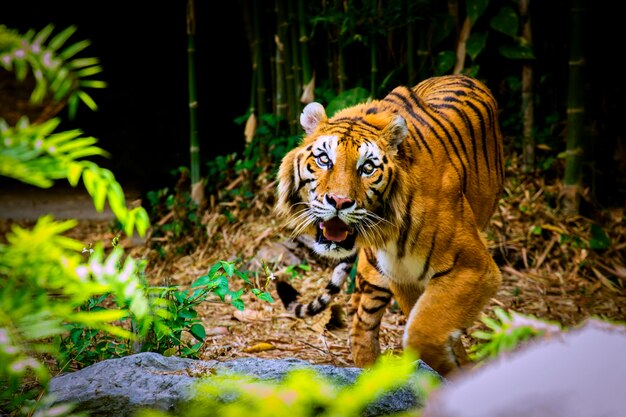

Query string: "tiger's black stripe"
[[276, 255, 356, 318]]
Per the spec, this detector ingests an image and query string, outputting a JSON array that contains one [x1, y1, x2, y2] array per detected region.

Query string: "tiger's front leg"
[[348, 252, 393, 367], [403, 251, 501, 376]]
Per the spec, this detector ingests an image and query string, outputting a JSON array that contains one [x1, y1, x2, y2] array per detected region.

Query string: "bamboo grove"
[[230, 0, 625, 214]]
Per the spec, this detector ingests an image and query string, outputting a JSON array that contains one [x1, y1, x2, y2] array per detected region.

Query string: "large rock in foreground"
[[49, 353, 440, 416], [423, 319, 626, 417]]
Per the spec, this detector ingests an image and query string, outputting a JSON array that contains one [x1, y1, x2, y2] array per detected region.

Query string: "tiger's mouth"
[[319, 217, 354, 242]]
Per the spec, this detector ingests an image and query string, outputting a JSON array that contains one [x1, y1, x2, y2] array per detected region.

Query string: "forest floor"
[[2, 161, 625, 370]]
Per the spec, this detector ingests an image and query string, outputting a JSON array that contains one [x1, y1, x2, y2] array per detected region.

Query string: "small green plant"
[[469, 307, 561, 362], [284, 262, 311, 280], [0, 217, 154, 412], [137, 260, 274, 359]]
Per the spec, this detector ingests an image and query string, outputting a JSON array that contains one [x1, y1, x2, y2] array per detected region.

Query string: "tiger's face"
[[276, 102, 408, 260]]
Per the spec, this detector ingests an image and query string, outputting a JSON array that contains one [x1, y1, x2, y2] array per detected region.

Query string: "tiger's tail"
[[276, 255, 356, 318]]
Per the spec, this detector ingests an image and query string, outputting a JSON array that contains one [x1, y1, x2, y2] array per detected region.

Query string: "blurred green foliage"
[[0, 24, 106, 119]]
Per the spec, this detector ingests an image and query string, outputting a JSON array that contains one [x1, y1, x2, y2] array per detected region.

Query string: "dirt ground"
[[2, 171, 625, 370]]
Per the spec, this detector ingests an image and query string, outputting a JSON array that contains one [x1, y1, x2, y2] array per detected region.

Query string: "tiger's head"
[[276, 102, 409, 260]]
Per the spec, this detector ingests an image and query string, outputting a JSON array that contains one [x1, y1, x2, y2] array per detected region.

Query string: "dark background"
[[3, 0, 251, 191]]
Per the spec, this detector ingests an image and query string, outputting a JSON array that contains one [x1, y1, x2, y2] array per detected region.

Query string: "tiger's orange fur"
[[275, 74, 504, 376]]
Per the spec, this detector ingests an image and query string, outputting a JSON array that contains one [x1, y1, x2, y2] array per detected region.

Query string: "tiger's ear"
[[300, 102, 327, 135], [382, 115, 407, 150]]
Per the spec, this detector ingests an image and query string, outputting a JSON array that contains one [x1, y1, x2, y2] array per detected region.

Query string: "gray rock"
[[49, 353, 442, 417], [422, 319, 626, 417]]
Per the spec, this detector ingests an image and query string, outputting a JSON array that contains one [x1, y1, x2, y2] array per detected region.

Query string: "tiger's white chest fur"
[[376, 243, 433, 286]]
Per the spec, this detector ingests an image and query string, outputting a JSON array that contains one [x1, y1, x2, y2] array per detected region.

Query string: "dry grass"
[[8, 156, 623, 369], [118, 155, 624, 367]]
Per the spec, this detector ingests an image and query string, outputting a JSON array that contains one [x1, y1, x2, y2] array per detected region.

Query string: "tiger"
[[275, 74, 504, 376]]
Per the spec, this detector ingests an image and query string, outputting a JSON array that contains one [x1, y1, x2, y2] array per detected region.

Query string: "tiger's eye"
[[316, 153, 331, 168], [360, 161, 375, 175]]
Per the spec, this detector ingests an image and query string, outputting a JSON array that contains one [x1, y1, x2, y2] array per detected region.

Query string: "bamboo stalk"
[[453, 16, 471, 75], [336, 0, 347, 93], [288, 0, 301, 129], [369, 0, 379, 98], [520, 0, 535, 174], [562, 0, 586, 215], [297, 0, 312, 99], [251, 0, 267, 157], [186, 0, 204, 206], [416, 22, 430, 81], [274, 0, 288, 126], [406, 0, 415, 86]]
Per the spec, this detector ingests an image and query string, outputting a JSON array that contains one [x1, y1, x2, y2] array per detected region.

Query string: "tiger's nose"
[[325, 193, 355, 210]]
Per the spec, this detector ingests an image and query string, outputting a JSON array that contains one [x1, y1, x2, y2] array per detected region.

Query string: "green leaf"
[[589, 224, 611, 250], [482, 316, 501, 331], [77, 91, 99, 111], [498, 44, 535, 60], [471, 330, 493, 340], [59, 39, 91, 60], [191, 275, 212, 288], [67, 162, 84, 186], [178, 308, 197, 319], [466, 0, 489, 23], [33, 24, 55, 46], [230, 288, 245, 301], [256, 291, 275, 304], [207, 262, 223, 278], [235, 269, 251, 284], [68, 57, 100, 69], [48, 25, 77, 51], [163, 347, 178, 357], [79, 79, 107, 89], [190, 323, 206, 341], [490, 7, 519, 38], [75, 65, 103, 78], [531, 225, 542, 235], [435, 50, 455, 75], [67, 94, 79, 120], [220, 261, 235, 277], [494, 308, 510, 324], [231, 299, 245, 311], [325, 87, 370, 117], [72, 309, 128, 324], [213, 276, 230, 301], [466, 31, 488, 61]]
